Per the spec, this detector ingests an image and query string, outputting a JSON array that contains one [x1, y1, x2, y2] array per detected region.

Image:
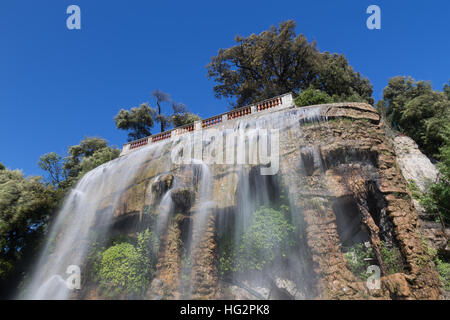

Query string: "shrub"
[[344, 243, 375, 281], [219, 206, 295, 276], [295, 87, 333, 107], [435, 256, 450, 291], [99, 242, 147, 297], [96, 229, 159, 298], [344, 242, 404, 280]]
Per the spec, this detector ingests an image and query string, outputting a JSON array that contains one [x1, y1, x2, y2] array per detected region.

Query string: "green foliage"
[[219, 206, 295, 276], [38, 152, 65, 187], [408, 180, 422, 200], [344, 243, 375, 281], [169, 102, 201, 127], [39, 137, 120, 191], [114, 103, 157, 142], [152, 90, 171, 133], [380, 244, 404, 275], [0, 168, 56, 288], [380, 76, 450, 158], [96, 229, 159, 298], [115, 91, 199, 137], [420, 129, 450, 225], [312, 52, 374, 104], [435, 256, 450, 291], [344, 242, 404, 280], [80, 147, 120, 175], [294, 87, 333, 107], [136, 228, 159, 276], [207, 20, 373, 108], [0, 162, 5, 171], [99, 242, 146, 297]]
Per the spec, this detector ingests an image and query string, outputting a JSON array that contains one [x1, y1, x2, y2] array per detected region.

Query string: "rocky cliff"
[[70, 102, 445, 300]]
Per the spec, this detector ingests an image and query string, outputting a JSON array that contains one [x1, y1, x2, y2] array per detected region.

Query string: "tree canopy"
[[378, 76, 450, 158], [114, 103, 157, 142], [168, 102, 201, 127], [207, 20, 373, 108], [0, 168, 56, 296], [114, 92, 201, 140], [39, 137, 120, 191]]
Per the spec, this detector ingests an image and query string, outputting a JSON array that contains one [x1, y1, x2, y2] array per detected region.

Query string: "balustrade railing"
[[202, 115, 223, 128], [121, 93, 292, 155]]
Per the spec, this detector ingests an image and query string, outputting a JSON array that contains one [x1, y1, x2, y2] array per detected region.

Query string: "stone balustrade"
[[120, 92, 294, 156]]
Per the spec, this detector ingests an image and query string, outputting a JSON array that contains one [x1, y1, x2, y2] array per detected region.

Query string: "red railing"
[[152, 131, 171, 142], [130, 138, 149, 149], [256, 97, 281, 111], [202, 115, 223, 128], [177, 123, 195, 134], [123, 93, 291, 154], [228, 106, 251, 120]]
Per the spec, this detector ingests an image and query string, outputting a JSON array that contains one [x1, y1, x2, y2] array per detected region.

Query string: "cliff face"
[[80, 102, 442, 300]]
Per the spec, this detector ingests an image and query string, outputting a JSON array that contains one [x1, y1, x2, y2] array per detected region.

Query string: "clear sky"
[[0, 0, 448, 177]]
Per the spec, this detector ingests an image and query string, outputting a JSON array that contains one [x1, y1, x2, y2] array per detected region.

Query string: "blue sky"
[[0, 0, 448, 177]]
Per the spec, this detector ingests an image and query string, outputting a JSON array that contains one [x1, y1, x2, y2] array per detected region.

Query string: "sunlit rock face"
[[22, 102, 442, 300]]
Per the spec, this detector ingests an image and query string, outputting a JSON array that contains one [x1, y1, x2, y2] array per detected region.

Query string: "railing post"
[[120, 143, 130, 156], [279, 93, 294, 109], [194, 120, 202, 131]]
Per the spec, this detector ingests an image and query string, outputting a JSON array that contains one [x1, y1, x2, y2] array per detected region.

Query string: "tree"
[[312, 52, 374, 104], [169, 102, 201, 127], [380, 76, 450, 157], [114, 103, 156, 142], [0, 163, 4, 171], [39, 137, 120, 190], [207, 20, 373, 108], [152, 90, 171, 132], [0, 169, 56, 297], [444, 80, 450, 100], [38, 152, 65, 187], [80, 147, 121, 175]]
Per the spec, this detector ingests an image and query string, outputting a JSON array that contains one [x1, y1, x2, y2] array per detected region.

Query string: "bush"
[[99, 243, 147, 297], [294, 87, 333, 107], [219, 206, 295, 276], [344, 243, 375, 281], [96, 229, 159, 298], [344, 242, 404, 280], [420, 137, 450, 225], [435, 256, 450, 291]]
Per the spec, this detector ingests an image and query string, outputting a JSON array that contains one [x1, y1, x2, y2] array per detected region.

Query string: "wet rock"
[[171, 187, 195, 212], [393, 135, 438, 192]]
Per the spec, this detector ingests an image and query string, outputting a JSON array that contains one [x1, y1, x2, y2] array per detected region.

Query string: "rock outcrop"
[[85, 102, 444, 300]]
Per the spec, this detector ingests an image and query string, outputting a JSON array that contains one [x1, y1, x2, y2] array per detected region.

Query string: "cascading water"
[[20, 103, 393, 300], [21, 140, 172, 299]]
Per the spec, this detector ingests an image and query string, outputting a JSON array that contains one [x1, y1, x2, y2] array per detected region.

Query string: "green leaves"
[[96, 229, 159, 298], [0, 168, 56, 282], [344, 242, 404, 280], [294, 87, 333, 107], [99, 242, 145, 295], [207, 20, 373, 108], [114, 103, 157, 142], [382, 76, 450, 158], [39, 137, 120, 191], [219, 206, 295, 276]]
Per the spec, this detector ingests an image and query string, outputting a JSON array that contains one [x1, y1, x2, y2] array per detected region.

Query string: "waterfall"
[[21, 141, 171, 299], [21, 104, 333, 300]]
